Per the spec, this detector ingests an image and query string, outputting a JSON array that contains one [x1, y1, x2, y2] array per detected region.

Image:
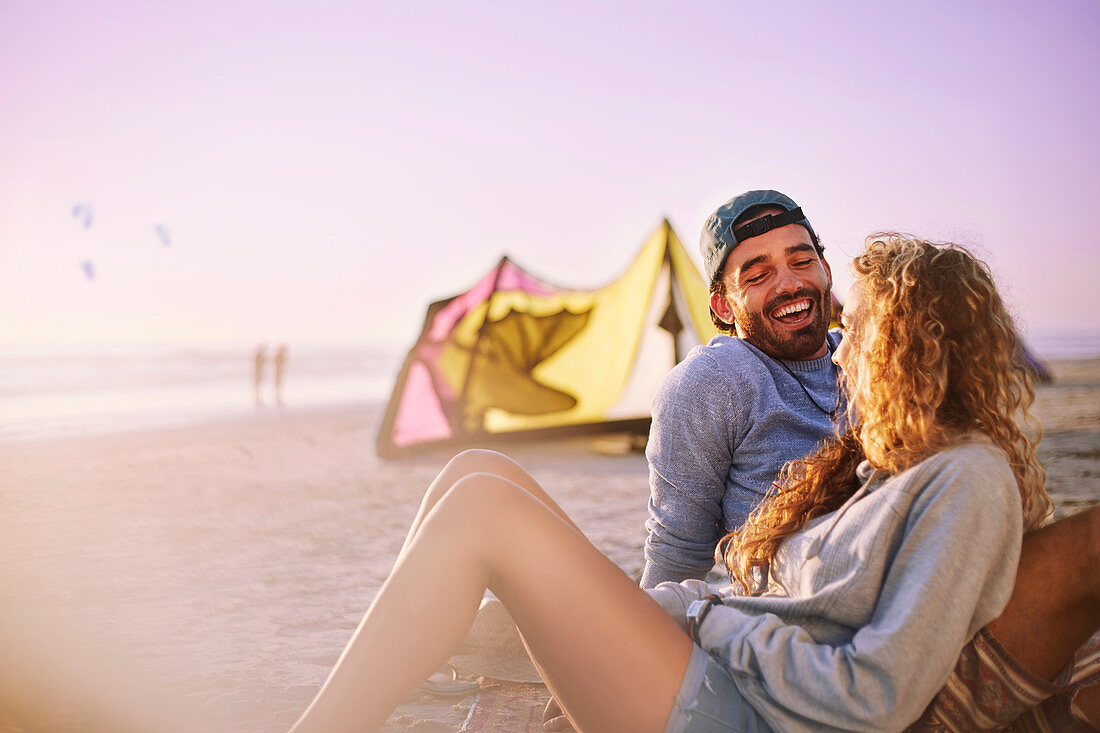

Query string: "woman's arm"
[[699, 444, 1023, 731]]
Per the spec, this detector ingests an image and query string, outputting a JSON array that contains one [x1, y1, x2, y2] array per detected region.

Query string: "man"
[[641, 189, 846, 588]]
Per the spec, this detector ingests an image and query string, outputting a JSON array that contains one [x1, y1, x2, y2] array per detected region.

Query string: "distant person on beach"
[[253, 344, 267, 406], [273, 344, 288, 407], [641, 190, 846, 588], [288, 237, 1099, 732]]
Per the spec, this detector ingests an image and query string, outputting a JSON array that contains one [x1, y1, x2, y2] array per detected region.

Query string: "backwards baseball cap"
[[700, 189, 819, 285]]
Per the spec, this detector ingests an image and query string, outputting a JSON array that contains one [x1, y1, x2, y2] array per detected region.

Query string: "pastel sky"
[[2, 0, 1098, 349]]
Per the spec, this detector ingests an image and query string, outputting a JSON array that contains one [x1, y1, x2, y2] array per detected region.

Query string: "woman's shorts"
[[664, 645, 773, 733]]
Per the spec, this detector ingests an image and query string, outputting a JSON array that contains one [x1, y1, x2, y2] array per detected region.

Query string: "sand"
[[1, 359, 1097, 732]]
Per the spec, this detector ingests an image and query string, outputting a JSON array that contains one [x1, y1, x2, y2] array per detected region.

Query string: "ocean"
[[1023, 329, 1100, 360], [0, 343, 403, 442], [3, 329, 1098, 443]]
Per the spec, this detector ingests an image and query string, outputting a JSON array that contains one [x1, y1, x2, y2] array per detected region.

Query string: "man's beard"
[[735, 288, 831, 361]]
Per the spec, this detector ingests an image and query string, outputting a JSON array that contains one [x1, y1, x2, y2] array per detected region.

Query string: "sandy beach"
[[2, 358, 1098, 732]]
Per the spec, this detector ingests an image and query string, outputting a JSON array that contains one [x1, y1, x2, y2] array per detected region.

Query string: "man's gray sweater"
[[642, 332, 845, 587]]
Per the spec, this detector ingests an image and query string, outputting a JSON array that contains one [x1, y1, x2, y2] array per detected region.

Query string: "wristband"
[[686, 594, 723, 644]]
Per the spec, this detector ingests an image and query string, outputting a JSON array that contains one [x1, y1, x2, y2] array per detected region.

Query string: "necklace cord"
[[777, 359, 841, 419]]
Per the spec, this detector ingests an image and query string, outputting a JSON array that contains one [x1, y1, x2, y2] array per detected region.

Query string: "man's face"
[[709, 211, 833, 361]]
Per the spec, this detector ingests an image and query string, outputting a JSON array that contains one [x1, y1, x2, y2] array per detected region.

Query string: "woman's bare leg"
[[290, 471, 693, 733], [396, 449, 580, 562], [397, 449, 590, 724], [988, 505, 1100, 679]]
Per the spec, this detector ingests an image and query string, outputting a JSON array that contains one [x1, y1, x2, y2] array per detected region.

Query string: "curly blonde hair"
[[722, 234, 1051, 593]]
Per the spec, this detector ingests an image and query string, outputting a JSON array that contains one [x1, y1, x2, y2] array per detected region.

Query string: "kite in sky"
[[71, 203, 93, 228]]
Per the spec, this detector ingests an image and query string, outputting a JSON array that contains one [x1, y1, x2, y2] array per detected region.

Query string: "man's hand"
[[542, 696, 576, 731]]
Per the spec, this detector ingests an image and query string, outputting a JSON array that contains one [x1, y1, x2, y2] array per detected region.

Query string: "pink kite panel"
[[392, 361, 453, 448], [427, 260, 558, 342]]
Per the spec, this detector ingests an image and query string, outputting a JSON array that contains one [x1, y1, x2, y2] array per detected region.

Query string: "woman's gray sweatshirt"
[[648, 439, 1023, 732]]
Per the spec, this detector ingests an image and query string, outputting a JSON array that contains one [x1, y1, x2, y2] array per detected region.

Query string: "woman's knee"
[[442, 449, 517, 481], [1027, 505, 1100, 605], [413, 452, 515, 528], [428, 472, 530, 537], [1055, 505, 1100, 570], [1082, 506, 1100, 602], [421, 450, 509, 507], [447, 471, 525, 506]]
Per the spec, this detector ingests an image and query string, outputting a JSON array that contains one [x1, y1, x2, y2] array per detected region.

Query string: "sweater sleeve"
[[645, 578, 713, 631], [641, 353, 739, 588], [699, 446, 1023, 731]]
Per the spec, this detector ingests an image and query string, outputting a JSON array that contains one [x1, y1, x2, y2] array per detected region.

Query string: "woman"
[[290, 236, 1086, 732]]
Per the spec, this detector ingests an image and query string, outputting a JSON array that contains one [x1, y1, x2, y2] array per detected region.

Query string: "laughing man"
[[641, 189, 846, 588]]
